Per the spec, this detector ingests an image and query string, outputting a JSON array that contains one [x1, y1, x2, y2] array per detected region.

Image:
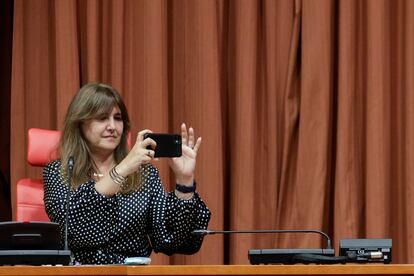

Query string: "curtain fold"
[[10, 0, 414, 264]]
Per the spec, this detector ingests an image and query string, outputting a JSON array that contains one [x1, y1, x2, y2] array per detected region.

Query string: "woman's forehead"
[[94, 104, 121, 116]]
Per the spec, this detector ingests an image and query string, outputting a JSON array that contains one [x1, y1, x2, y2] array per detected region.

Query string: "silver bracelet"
[[109, 166, 128, 187]]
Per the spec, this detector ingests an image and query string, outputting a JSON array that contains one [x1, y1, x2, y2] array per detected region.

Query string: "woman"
[[43, 83, 211, 264]]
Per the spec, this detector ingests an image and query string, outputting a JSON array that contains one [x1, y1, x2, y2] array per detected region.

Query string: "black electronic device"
[[0, 157, 74, 265], [143, 133, 182, 157], [0, 221, 71, 265], [339, 238, 392, 264], [248, 248, 335, 264], [193, 229, 335, 264]]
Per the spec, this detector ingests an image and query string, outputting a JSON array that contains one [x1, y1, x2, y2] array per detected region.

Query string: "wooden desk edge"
[[1, 264, 414, 275], [126, 265, 414, 275]]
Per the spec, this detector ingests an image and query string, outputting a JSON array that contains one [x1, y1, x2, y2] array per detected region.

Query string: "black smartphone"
[[143, 133, 182, 157]]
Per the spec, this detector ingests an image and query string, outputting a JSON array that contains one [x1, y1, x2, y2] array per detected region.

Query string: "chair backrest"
[[16, 128, 61, 222], [16, 128, 131, 222]]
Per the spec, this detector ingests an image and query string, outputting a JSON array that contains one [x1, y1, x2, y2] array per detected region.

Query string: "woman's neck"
[[90, 152, 117, 175]]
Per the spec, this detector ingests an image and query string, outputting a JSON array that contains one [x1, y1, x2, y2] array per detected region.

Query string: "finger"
[[140, 149, 154, 163], [141, 138, 157, 150], [188, 127, 195, 148], [192, 137, 202, 153], [141, 155, 152, 164], [146, 149, 155, 159], [181, 123, 188, 146], [137, 129, 152, 142]]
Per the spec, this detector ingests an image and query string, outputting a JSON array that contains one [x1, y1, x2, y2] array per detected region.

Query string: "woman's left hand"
[[168, 123, 202, 185]]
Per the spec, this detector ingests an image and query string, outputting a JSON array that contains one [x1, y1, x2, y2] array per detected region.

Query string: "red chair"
[[15, 128, 61, 222], [15, 128, 131, 221]]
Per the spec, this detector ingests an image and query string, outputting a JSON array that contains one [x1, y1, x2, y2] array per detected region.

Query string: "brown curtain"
[[9, 0, 414, 264]]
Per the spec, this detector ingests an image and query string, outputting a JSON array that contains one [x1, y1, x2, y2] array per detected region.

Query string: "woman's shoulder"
[[44, 159, 62, 172]]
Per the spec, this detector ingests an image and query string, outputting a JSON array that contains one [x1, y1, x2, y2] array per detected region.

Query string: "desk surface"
[[0, 265, 414, 276]]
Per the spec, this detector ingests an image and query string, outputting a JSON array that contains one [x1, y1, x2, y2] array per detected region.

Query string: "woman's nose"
[[107, 118, 116, 130]]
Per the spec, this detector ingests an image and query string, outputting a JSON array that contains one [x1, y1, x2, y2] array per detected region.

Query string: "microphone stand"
[[63, 157, 74, 264], [193, 229, 332, 249], [193, 229, 336, 264]]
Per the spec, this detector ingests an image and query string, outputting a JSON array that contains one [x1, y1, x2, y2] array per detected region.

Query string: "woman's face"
[[81, 105, 124, 155]]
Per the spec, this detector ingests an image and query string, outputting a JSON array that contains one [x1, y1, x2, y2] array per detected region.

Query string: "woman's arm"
[[43, 160, 118, 248], [146, 165, 211, 255]]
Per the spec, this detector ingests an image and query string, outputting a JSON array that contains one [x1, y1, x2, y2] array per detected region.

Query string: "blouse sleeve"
[[145, 165, 211, 255], [43, 160, 118, 249]]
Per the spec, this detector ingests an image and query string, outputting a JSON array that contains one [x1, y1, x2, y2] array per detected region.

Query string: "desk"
[[1, 265, 414, 276]]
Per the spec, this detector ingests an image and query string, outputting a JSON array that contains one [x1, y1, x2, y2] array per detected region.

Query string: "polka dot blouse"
[[43, 160, 211, 265]]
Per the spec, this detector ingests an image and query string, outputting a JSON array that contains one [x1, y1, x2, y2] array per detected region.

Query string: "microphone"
[[193, 229, 332, 249], [64, 156, 74, 252], [193, 229, 335, 264]]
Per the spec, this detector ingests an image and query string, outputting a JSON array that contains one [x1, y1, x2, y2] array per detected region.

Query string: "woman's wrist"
[[114, 163, 130, 178], [175, 175, 194, 186], [176, 182, 196, 193]]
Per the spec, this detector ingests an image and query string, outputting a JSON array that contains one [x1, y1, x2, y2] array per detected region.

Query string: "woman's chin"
[[92, 143, 119, 155]]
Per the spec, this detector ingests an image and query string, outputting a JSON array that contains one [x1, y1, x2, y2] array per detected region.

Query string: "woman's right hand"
[[115, 129, 156, 177]]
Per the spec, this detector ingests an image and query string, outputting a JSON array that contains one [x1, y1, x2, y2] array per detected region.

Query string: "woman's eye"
[[97, 115, 108, 121], [115, 116, 122, 121]]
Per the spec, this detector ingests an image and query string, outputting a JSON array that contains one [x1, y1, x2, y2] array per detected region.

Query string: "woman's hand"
[[168, 123, 202, 185], [115, 129, 156, 177]]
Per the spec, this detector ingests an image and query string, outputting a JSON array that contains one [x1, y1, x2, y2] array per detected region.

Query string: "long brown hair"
[[60, 82, 140, 193]]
